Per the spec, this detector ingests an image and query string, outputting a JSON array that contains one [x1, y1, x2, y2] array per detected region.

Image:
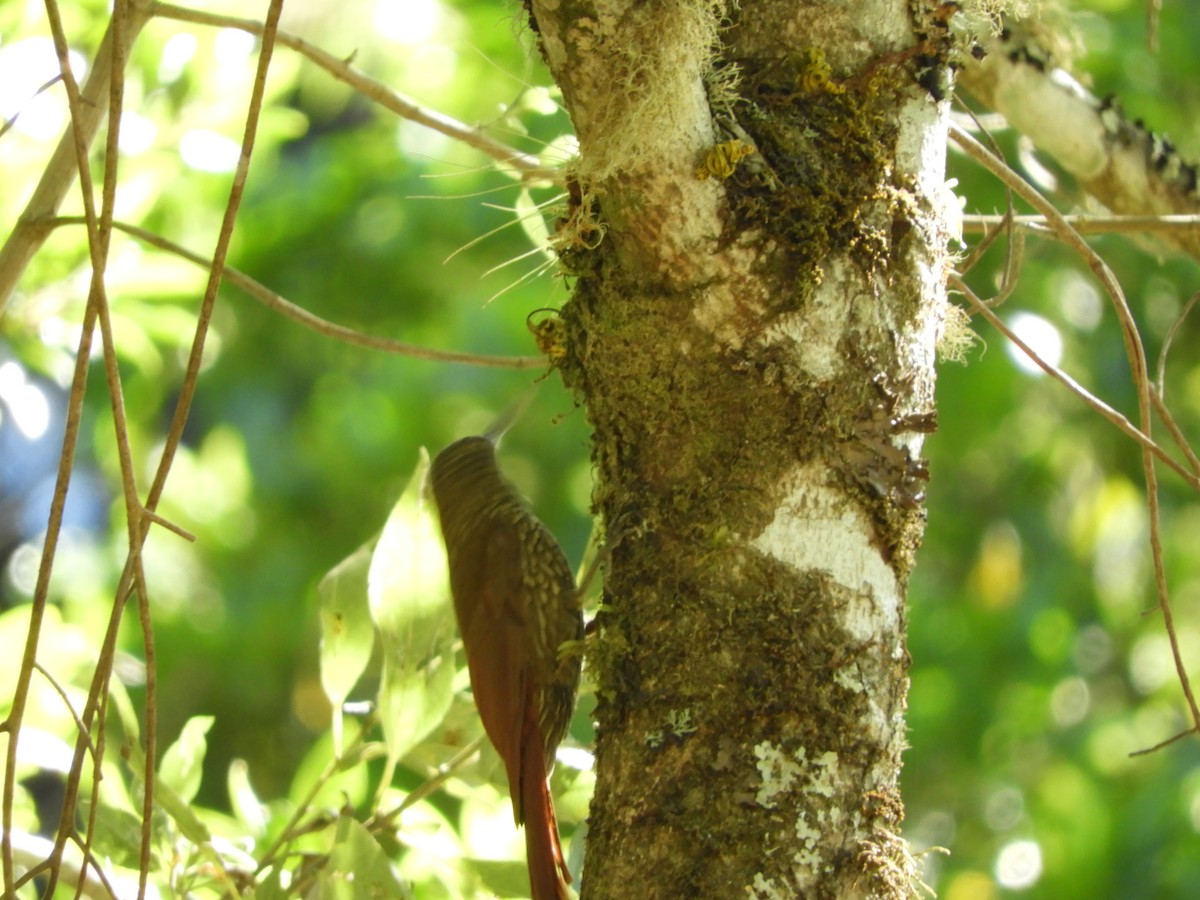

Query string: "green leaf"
[[374, 649, 456, 791], [368, 448, 456, 779], [158, 714, 214, 803], [317, 540, 377, 753], [309, 817, 411, 900], [85, 802, 144, 867], [155, 777, 212, 845], [368, 448, 448, 637]]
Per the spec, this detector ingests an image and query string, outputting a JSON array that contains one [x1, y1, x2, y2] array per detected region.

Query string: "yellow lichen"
[[695, 138, 756, 180]]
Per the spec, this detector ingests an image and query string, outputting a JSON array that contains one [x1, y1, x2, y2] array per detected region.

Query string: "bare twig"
[[86, 4, 160, 892], [949, 275, 1196, 488], [1146, 0, 1162, 53], [6, 830, 140, 900], [1151, 291, 1200, 475], [47, 216, 547, 369], [0, 74, 64, 139], [1155, 290, 1200, 396], [962, 213, 1200, 236], [1129, 724, 1197, 757], [957, 208, 1011, 277], [32, 663, 97, 760], [369, 735, 486, 829], [17, 0, 163, 896], [2, 0, 124, 888], [19, 2, 164, 896], [955, 105, 1022, 304], [138, 508, 197, 542]]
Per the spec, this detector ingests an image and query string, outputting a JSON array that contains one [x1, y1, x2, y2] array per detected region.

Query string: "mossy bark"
[[527, 1, 956, 896]]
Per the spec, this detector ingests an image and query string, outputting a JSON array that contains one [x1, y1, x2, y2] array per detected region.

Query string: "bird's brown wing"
[[457, 516, 535, 823]]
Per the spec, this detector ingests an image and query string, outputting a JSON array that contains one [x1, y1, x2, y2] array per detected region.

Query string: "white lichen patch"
[[795, 811, 821, 840], [754, 742, 845, 808], [895, 95, 949, 196], [834, 664, 866, 694], [666, 707, 697, 736], [747, 873, 789, 899], [754, 258, 859, 381], [754, 741, 805, 809], [807, 751, 841, 798], [792, 843, 822, 881], [751, 462, 900, 642], [751, 742, 862, 891]]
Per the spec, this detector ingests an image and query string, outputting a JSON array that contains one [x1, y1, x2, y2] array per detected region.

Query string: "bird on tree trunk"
[[430, 432, 583, 900]]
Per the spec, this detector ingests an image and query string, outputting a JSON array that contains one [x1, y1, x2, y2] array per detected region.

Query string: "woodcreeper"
[[430, 434, 582, 900]]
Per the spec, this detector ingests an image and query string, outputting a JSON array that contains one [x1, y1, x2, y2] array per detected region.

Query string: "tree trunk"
[[527, 1, 954, 896]]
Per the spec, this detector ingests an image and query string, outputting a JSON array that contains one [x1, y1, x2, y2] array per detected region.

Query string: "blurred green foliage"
[[1, 0, 1199, 897]]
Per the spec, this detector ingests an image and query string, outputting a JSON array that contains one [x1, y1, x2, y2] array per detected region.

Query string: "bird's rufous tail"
[[521, 733, 571, 900]]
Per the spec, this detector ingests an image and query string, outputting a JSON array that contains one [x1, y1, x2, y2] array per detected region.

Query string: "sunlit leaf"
[[158, 714, 214, 804], [390, 799, 467, 895], [317, 541, 376, 754], [368, 448, 456, 788], [254, 864, 288, 900], [520, 86, 560, 116], [228, 758, 268, 837]]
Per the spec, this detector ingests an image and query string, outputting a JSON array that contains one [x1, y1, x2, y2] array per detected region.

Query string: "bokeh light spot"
[[1005, 312, 1062, 376], [180, 129, 241, 172], [0, 361, 51, 439], [0, 38, 87, 141], [994, 839, 1042, 890], [1049, 676, 1091, 727]]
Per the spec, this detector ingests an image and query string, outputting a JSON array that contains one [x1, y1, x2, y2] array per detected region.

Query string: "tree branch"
[[0, 0, 153, 314], [45, 217, 546, 369], [961, 213, 1200, 237], [959, 26, 1200, 260]]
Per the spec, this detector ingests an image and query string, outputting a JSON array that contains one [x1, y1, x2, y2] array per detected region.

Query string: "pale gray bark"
[[960, 24, 1200, 260]]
